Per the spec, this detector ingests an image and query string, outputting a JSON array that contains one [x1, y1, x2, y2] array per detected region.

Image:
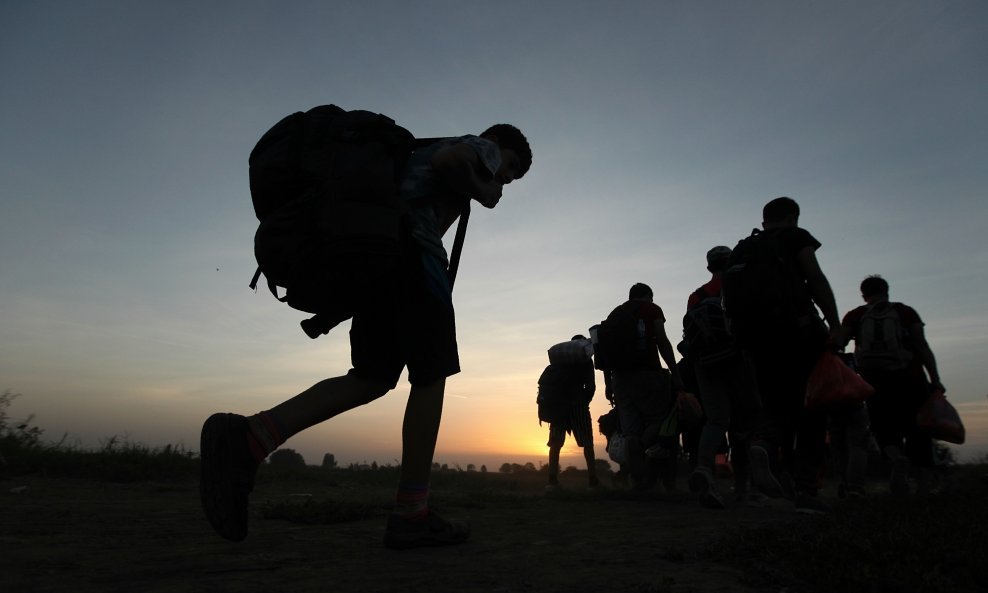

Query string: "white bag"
[[607, 432, 629, 466], [547, 339, 594, 365]]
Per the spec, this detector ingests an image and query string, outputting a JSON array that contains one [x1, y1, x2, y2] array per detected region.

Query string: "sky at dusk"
[[2, 1, 986, 470]]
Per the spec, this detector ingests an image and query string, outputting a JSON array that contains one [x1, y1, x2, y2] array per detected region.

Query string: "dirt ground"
[[0, 473, 812, 593]]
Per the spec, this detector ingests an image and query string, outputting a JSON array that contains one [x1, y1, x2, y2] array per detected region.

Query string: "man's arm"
[[653, 319, 684, 391], [835, 312, 855, 352], [796, 246, 841, 336], [909, 322, 945, 392], [430, 143, 503, 209]]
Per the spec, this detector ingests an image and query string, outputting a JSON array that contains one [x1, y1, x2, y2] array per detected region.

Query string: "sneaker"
[[795, 493, 831, 515], [383, 510, 470, 550], [687, 469, 705, 494], [689, 469, 725, 509], [890, 456, 911, 496], [748, 444, 784, 499], [645, 444, 672, 460], [199, 413, 260, 542], [838, 481, 867, 500]]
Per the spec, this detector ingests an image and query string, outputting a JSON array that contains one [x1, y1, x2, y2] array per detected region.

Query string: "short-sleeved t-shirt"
[[687, 276, 722, 310], [399, 135, 502, 265], [760, 226, 822, 319], [609, 299, 667, 370], [842, 301, 924, 372]]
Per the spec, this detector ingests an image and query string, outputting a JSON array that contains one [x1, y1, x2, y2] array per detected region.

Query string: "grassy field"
[[3, 391, 987, 593]]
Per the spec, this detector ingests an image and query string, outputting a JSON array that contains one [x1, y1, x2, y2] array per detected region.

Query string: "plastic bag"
[[805, 350, 875, 409], [916, 389, 965, 444], [607, 432, 629, 466]]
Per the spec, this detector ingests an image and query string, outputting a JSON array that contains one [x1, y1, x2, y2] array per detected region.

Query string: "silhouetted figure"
[[723, 197, 841, 514], [675, 342, 702, 472], [838, 275, 944, 495], [200, 116, 532, 548], [598, 283, 684, 491], [682, 246, 760, 509], [541, 335, 599, 491]]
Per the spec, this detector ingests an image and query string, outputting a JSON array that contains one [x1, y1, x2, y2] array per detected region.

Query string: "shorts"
[[547, 405, 594, 448], [349, 249, 460, 388]]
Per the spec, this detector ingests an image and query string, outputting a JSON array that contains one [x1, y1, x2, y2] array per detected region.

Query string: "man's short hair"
[[571, 334, 587, 341], [481, 124, 532, 179], [860, 275, 889, 298], [763, 196, 800, 223], [706, 245, 732, 272], [629, 282, 653, 300]]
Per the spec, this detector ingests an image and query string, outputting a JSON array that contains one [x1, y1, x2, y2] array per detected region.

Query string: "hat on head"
[[706, 246, 732, 266]]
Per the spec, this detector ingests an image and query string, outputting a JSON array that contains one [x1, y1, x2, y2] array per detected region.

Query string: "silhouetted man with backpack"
[[682, 246, 760, 509], [838, 275, 944, 495], [722, 197, 841, 514], [596, 283, 684, 491], [538, 335, 599, 491], [200, 106, 532, 548]]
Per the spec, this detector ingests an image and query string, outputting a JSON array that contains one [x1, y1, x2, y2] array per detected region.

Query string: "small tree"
[[480, 464, 488, 473], [499, 462, 512, 473], [466, 463, 476, 472], [269, 448, 306, 468], [321, 453, 337, 469], [0, 390, 43, 448]]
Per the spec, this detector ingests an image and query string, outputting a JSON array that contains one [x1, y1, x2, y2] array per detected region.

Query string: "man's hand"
[[474, 180, 503, 209], [431, 143, 501, 207]]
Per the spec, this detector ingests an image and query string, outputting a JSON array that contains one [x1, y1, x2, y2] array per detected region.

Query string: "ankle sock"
[[246, 411, 287, 462], [394, 482, 429, 520]]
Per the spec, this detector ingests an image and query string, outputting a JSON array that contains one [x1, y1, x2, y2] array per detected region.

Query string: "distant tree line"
[[265, 448, 619, 475]]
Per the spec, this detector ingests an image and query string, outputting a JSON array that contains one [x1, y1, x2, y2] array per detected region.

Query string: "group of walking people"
[[541, 196, 947, 514]]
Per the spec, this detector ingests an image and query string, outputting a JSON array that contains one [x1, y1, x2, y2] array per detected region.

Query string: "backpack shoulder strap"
[[447, 199, 471, 287]]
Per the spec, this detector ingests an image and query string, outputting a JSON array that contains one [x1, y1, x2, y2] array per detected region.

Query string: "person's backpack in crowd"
[[536, 365, 574, 424], [682, 290, 736, 364], [854, 302, 913, 371], [593, 303, 648, 371], [247, 104, 469, 338], [721, 229, 809, 343]]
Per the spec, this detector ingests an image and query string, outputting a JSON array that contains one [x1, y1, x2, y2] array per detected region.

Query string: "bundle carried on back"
[[246, 105, 464, 338], [536, 339, 596, 424]]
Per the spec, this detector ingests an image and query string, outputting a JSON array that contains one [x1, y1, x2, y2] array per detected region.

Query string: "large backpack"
[[682, 290, 736, 364], [536, 364, 584, 425], [593, 302, 649, 371], [721, 229, 810, 344], [854, 302, 913, 371], [247, 105, 470, 338]]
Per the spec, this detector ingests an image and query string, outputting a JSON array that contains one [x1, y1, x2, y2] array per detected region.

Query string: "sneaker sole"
[[748, 446, 784, 499], [200, 413, 252, 542]]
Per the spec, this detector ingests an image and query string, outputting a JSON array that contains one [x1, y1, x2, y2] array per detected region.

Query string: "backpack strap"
[[447, 199, 471, 288], [248, 266, 289, 304]]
